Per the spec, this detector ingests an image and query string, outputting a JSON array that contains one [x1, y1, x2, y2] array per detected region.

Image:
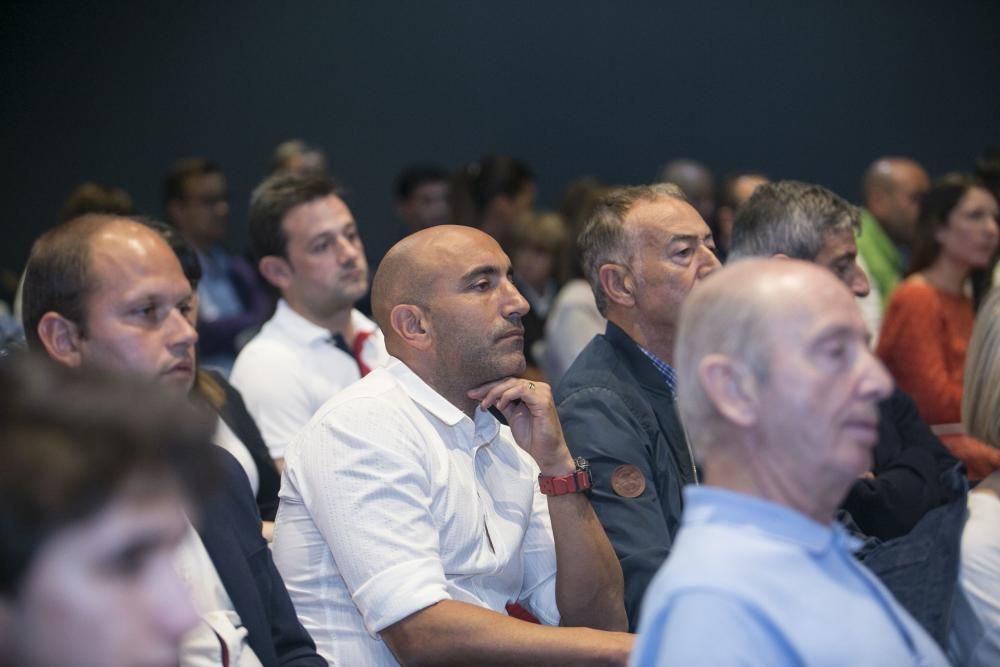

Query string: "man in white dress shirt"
[[230, 172, 389, 471], [273, 225, 633, 666]]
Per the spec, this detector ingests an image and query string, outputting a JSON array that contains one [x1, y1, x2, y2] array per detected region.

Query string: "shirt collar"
[[271, 299, 377, 347], [682, 486, 861, 555], [637, 345, 678, 397], [385, 357, 500, 446]]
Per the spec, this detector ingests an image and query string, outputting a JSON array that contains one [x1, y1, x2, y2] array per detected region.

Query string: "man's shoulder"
[[297, 366, 417, 439], [556, 333, 638, 400]]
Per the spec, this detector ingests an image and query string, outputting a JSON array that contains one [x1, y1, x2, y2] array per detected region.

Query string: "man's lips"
[[498, 327, 525, 341], [164, 360, 194, 376]]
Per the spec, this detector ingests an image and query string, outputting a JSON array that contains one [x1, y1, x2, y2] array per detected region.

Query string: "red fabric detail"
[[352, 330, 372, 377]]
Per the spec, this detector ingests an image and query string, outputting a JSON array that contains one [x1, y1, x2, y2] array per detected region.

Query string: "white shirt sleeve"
[[291, 397, 452, 635], [516, 474, 560, 625]]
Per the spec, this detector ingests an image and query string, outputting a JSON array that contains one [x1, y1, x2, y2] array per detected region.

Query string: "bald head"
[[862, 157, 930, 244], [372, 225, 529, 399], [677, 257, 893, 518], [676, 259, 860, 447], [22, 215, 150, 350], [371, 225, 508, 352]]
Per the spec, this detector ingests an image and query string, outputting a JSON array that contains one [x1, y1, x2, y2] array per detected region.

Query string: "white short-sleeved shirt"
[[229, 300, 389, 460], [272, 357, 560, 667]]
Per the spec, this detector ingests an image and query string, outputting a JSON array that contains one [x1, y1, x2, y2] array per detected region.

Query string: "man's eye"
[[675, 248, 694, 259], [473, 280, 490, 291]]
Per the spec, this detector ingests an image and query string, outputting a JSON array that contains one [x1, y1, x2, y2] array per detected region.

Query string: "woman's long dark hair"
[[908, 173, 998, 310]]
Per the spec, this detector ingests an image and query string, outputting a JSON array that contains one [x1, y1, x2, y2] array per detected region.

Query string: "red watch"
[[538, 457, 592, 496]]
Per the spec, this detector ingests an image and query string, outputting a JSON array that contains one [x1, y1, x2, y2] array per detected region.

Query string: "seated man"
[[0, 356, 207, 667], [630, 259, 948, 666], [21, 214, 323, 667], [231, 171, 389, 471], [273, 225, 633, 666], [728, 180, 961, 539], [164, 158, 270, 371], [554, 183, 720, 628]]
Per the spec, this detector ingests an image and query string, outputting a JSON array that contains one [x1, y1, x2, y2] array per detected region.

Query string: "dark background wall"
[[2, 1, 998, 278]]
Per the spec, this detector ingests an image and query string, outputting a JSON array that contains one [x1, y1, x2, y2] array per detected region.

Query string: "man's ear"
[[598, 263, 636, 308], [699, 354, 759, 428], [258, 256, 293, 291], [389, 304, 432, 351], [36, 311, 84, 368]]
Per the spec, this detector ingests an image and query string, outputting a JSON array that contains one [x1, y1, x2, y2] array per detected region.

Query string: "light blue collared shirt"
[[630, 486, 949, 667]]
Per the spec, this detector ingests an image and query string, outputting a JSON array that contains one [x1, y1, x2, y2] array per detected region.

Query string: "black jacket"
[[196, 449, 323, 667]]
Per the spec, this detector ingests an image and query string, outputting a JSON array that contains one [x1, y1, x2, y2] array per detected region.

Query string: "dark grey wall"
[[2, 1, 998, 277]]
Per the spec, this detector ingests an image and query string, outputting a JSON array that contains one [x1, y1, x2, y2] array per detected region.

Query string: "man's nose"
[[503, 279, 530, 318], [851, 264, 871, 298], [859, 348, 893, 401], [335, 236, 361, 263], [698, 245, 722, 277], [167, 308, 199, 348]]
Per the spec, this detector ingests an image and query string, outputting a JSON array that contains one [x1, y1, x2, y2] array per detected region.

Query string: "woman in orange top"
[[877, 174, 999, 426]]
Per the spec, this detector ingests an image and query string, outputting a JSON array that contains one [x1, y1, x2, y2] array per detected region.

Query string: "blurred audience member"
[[729, 180, 962, 538], [657, 158, 715, 225], [541, 177, 610, 382], [556, 184, 719, 628], [20, 214, 324, 666], [272, 139, 328, 176], [631, 259, 947, 666], [857, 157, 931, 331], [713, 171, 768, 260], [395, 163, 451, 235], [59, 181, 134, 223], [231, 171, 389, 471], [452, 154, 536, 249], [877, 174, 999, 426], [0, 355, 213, 667], [164, 157, 269, 373], [509, 211, 568, 372], [952, 287, 1000, 665]]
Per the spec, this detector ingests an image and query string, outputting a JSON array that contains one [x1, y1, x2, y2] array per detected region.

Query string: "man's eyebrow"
[[459, 264, 504, 283], [667, 233, 701, 244]]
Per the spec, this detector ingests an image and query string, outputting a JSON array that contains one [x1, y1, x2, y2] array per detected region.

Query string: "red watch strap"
[[538, 469, 592, 495]]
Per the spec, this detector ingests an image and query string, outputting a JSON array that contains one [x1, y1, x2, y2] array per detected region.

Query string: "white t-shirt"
[[272, 357, 560, 666], [949, 489, 1000, 666], [229, 300, 389, 460]]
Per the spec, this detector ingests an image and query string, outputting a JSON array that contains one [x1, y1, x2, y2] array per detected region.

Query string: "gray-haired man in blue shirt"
[[630, 258, 948, 666]]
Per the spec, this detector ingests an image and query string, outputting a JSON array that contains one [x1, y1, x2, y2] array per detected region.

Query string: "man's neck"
[[286, 299, 355, 341], [609, 315, 674, 364], [704, 445, 838, 525]]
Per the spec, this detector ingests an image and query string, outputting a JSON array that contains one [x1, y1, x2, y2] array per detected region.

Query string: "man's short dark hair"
[[728, 180, 860, 261], [163, 157, 223, 208], [248, 171, 339, 263], [395, 164, 447, 202], [59, 182, 134, 223], [0, 353, 216, 595]]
